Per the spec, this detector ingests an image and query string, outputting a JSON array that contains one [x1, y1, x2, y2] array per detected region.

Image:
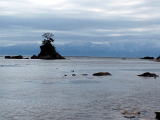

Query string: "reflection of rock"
[[37, 40, 65, 59], [5, 55, 23, 59], [121, 109, 140, 119], [141, 56, 154, 60], [138, 72, 159, 78], [155, 111, 160, 120], [93, 72, 111, 76]]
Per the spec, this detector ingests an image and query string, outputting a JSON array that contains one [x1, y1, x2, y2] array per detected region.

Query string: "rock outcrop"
[[93, 72, 111, 76], [31, 39, 65, 59], [37, 40, 64, 59], [138, 72, 159, 78], [141, 56, 154, 60], [5, 55, 23, 59], [155, 111, 160, 120]]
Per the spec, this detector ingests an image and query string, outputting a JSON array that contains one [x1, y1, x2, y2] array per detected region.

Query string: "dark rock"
[[31, 55, 39, 59], [38, 40, 65, 59], [141, 56, 154, 59], [156, 56, 160, 62], [82, 74, 88, 76], [72, 74, 76, 76], [155, 56, 160, 62], [5, 56, 11, 59], [157, 56, 160, 59], [64, 74, 67, 76], [5, 55, 23, 59], [93, 72, 111, 76], [138, 72, 159, 78], [155, 111, 160, 120]]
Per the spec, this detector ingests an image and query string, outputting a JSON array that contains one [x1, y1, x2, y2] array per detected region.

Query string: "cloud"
[[0, 0, 160, 20], [0, 0, 160, 57]]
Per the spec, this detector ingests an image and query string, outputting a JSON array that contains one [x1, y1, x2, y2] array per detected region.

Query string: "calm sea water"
[[0, 57, 160, 120]]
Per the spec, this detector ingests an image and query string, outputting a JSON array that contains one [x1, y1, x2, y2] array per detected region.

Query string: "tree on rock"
[[31, 33, 65, 59], [42, 33, 54, 45]]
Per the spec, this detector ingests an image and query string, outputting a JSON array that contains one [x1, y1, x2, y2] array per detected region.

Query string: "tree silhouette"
[[42, 33, 55, 45]]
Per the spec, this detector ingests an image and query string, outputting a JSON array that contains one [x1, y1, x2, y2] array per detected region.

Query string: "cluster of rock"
[[141, 56, 155, 60], [141, 56, 160, 62], [5, 55, 23, 59], [5, 37, 65, 60], [5, 55, 29, 59], [64, 71, 159, 78], [64, 72, 112, 77]]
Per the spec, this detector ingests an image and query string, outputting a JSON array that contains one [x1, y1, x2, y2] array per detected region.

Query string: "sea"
[[0, 56, 160, 120]]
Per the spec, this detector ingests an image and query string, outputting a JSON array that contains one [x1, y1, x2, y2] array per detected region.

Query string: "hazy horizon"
[[0, 0, 160, 57]]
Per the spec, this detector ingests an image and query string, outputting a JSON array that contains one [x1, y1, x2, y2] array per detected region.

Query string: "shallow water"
[[0, 57, 160, 120]]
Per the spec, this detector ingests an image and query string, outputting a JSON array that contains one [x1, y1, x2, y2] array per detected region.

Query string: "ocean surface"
[[0, 57, 160, 120]]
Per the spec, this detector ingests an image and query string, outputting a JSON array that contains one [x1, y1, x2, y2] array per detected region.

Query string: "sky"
[[0, 0, 160, 57]]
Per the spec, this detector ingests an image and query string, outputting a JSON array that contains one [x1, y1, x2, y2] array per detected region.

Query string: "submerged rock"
[[121, 109, 140, 119], [81, 74, 88, 76], [138, 72, 159, 78], [93, 72, 111, 76], [5, 55, 23, 59]]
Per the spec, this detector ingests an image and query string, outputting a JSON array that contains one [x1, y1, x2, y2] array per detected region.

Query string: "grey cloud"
[[0, 0, 160, 57]]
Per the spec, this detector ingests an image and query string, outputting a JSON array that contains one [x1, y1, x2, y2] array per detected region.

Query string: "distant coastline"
[[0, 55, 154, 59]]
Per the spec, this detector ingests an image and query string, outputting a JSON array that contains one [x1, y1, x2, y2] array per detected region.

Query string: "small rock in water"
[[31, 55, 38, 59], [138, 72, 159, 78], [72, 74, 76, 76], [64, 75, 67, 76], [155, 111, 160, 120], [93, 72, 111, 76], [81, 74, 88, 76]]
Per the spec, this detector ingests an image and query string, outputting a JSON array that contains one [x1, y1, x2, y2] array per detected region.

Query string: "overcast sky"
[[0, 0, 160, 57]]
